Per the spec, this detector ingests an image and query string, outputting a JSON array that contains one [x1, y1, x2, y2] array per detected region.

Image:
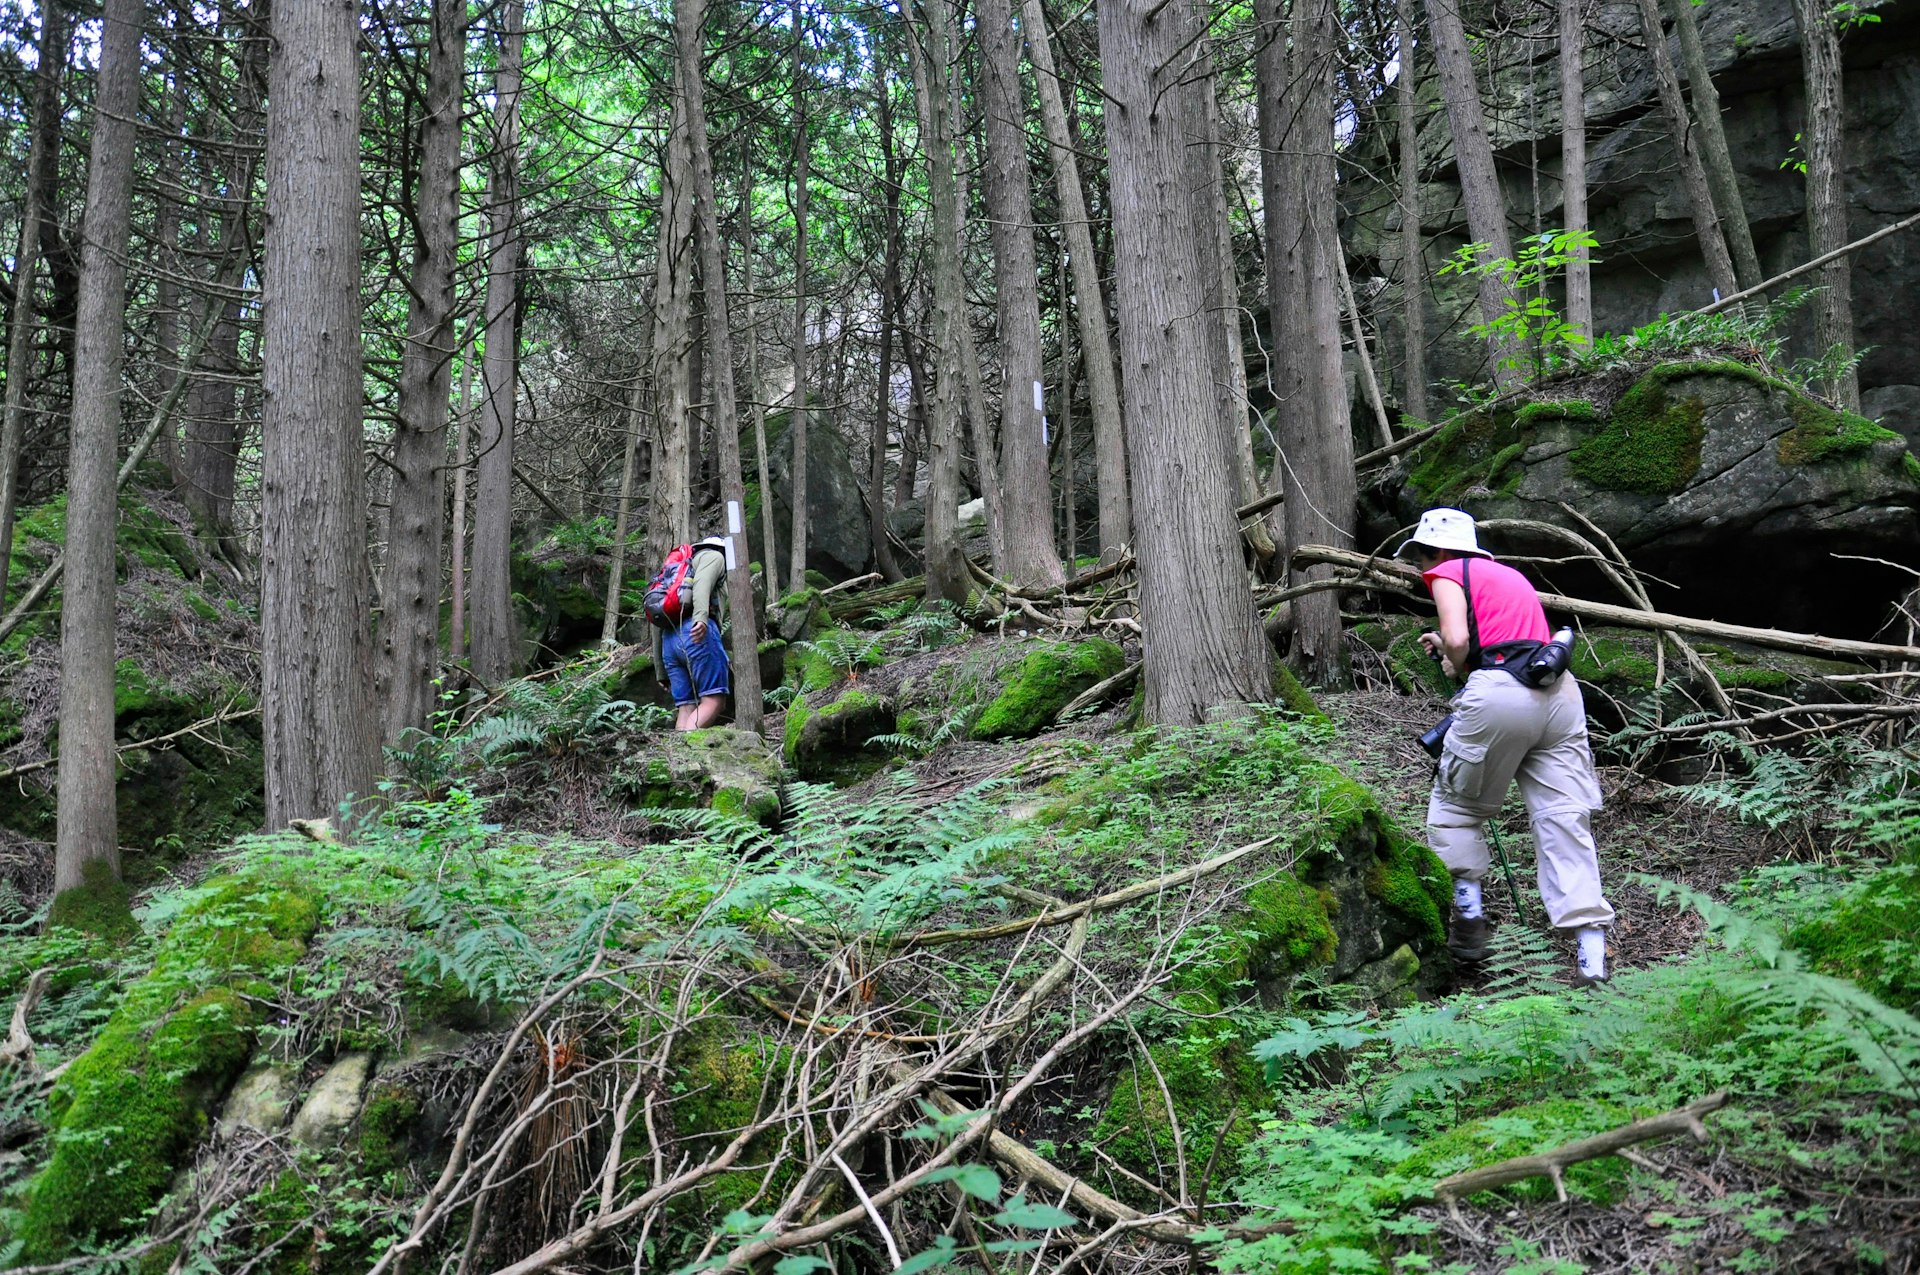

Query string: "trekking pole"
[[1487, 820, 1528, 925]]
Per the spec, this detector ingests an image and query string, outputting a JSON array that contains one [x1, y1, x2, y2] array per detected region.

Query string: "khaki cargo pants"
[[1427, 670, 1615, 930]]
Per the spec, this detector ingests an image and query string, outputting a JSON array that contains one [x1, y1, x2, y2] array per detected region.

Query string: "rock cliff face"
[[1347, 0, 1920, 439]]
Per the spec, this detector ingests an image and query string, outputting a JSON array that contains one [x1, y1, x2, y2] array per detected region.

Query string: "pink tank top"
[[1423, 558, 1550, 646]]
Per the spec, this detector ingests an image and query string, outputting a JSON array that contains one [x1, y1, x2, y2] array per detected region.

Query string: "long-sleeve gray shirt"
[[650, 543, 728, 676]]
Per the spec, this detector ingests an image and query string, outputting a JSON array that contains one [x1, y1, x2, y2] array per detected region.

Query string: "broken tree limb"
[[1429, 1092, 1728, 1203], [0, 701, 260, 783], [1698, 210, 1920, 316], [1291, 545, 1920, 665], [901, 834, 1279, 949], [0, 967, 49, 1073], [512, 463, 570, 521], [1052, 660, 1142, 723]]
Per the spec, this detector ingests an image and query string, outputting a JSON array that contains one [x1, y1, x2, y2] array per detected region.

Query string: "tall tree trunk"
[[905, 0, 971, 603], [1058, 252, 1077, 562], [153, 10, 186, 479], [1634, 0, 1738, 300], [1667, 0, 1762, 291], [260, 0, 377, 826], [450, 329, 473, 662], [787, 0, 811, 589], [1792, 0, 1858, 410], [1260, 0, 1356, 688], [178, 13, 264, 560], [1190, 16, 1276, 564], [680, 0, 764, 733], [649, 78, 696, 567], [1423, 0, 1522, 385], [870, 61, 905, 583], [469, 1, 527, 684], [378, 0, 464, 743], [1559, 0, 1593, 342], [1396, 0, 1429, 419], [894, 304, 928, 511], [0, 0, 67, 619], [54, 0, 140, 891], [601, 376, 645, 643], [977, 0, 1063, 587], [740, 162, 778, 593], [1100, 0, 1272, 723], [1021, 0, 1129, 561]]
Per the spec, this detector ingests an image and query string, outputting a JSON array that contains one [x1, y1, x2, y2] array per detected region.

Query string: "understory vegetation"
[[2, 591, 1918, 1271]]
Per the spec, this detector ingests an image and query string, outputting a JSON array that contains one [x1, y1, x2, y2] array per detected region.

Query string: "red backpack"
[[641, 542, 720, 628]]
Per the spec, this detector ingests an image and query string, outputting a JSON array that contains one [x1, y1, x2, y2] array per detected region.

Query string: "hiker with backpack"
[[646, 536, 733, 730], [1399, 508, 1616, 986]]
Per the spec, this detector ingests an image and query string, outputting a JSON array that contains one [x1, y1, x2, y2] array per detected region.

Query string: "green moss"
[[1393, 1098, 1634, 1203], [1092, 1032, 1266, 1190], [782, 698, 813, 768], [184, 590, 222, 622], [1789, 862, 1920, 1010], [19, 871, 323, 1256], [1570, 632, 1659, 689], [1903, 452, 1920, 486], [803, 569, 833, 591], [1569, 374, 1707, 494], [1271, 660, 1328, 720], [1712, 665, 1793, 692], [1406, 408, 1524, 504], [664, 1026, 797, 1219], [1351, 614, 1454, 699], [359, 1084, 423, 1179], [971, 639, 1126, 741], [1366, 829, 1451, 948], [1779, 396, 1902, 466], [1515, 398, 1598, 428], [114, 657, 158, 716], [46, 860, 137, 940]]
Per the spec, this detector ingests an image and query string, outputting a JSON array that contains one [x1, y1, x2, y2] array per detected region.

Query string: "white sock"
[[1454, 879, 1484, 920], [1576, 927, 1607, 979]]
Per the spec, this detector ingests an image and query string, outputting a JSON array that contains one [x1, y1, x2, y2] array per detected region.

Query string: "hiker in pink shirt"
[[1397, 508, 1615, 986]]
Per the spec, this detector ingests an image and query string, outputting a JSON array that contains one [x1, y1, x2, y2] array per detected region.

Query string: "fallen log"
[[1052, 660, 1142, 723], [1291, 545, 1920, 666], [1429, 1092, 1728, 1204]]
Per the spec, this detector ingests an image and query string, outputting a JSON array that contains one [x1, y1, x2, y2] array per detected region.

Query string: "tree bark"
[[0, 0, 68, 620], [1559, 0, 1594, 342], [1022, 0, 1129, 561], [601, 377, 645, 644], [54, 0, 141, 890], [260, 0, 377, 826], [787, 0, 811, 589], [1633, 0, 1738, 301], [977, 0, 1063, 588], [1058, 251, 1077, 562], [1259, 0, 1356, 688], [679, 0, 764, 733], [1396, 0, 1429, 419], [870, 62, 905, 583], [740, 161, 778, 593], [649, 67, 696, 568], [1422, 0, 1522, 385], [469, 0, 527, 684], [378, 0, 464, 743], [1667, 0, 1761, 291], [450, 328, 473, 662], [1792, 0, 1858, 410], [1099, 0, 1272, 723], [904, 0, 972, 604]]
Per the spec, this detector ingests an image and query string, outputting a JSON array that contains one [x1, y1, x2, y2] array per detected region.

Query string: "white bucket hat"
[[1395, 507, 1492, 560]]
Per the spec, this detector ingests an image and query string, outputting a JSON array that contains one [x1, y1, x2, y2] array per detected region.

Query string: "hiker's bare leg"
[[675, 704, 699, 731], [690, 694, 728, 729]]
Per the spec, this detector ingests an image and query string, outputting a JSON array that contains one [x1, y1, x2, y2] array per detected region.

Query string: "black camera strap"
[[1462, 556, 1482, 672]]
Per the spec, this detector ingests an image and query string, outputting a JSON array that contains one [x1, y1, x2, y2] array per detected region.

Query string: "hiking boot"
[[1572, 969, 1610, 990], [1447, 912, 1490, 964]]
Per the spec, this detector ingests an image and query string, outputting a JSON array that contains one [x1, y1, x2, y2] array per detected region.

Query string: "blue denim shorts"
[[661, 618, 731, 705]]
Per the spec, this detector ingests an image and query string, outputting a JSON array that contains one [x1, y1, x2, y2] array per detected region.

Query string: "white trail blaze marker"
[[724, 501, 741, 570]]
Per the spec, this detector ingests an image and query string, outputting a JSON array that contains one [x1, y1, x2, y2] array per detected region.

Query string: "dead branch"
[[820, 572, 883, 596], [1428, 1092, 1728, 1203], [1697, 211, 1920, 315], [1642, 702, 1920, 737], [1052, 661, 1142, 722], [0, 967, 50, 1073], [0, 702, 261, 784], [1292, 545, 1920, 665], [902, 834, 1279, 949]]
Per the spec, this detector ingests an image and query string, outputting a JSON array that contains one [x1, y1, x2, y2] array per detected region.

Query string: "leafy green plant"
[[461, 667, 640, 762], [1439, 229, 1600, 376]]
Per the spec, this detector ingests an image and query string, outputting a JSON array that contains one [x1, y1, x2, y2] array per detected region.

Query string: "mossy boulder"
[[1379, 363, 1920, 631], [621, 726, 784, 826], [1351, 614, 1455, 700], [783, 687, 897, 781], [510, 524, 614, 666], [45, 860, 138, 940], [768, 587, 830, 644], [1092, 1020, 1267, 1195], [18, 870, 322, 1256], [971, 638, 1126, 741]]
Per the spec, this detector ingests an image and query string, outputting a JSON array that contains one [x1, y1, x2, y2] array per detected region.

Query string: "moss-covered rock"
[[1092, 1025, 1266, 1194], [661, 1025, 798, 1220], [358, 1082, 424, 1179], [1351, 614, 1455, 700], [621, 726, 784, 826], [18, 870, 323, 1256], [971, 638, 1126, 741], [45, 860, 138, 940], [784, 687, 896, 781], [1271, 659, 1329, 719]]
